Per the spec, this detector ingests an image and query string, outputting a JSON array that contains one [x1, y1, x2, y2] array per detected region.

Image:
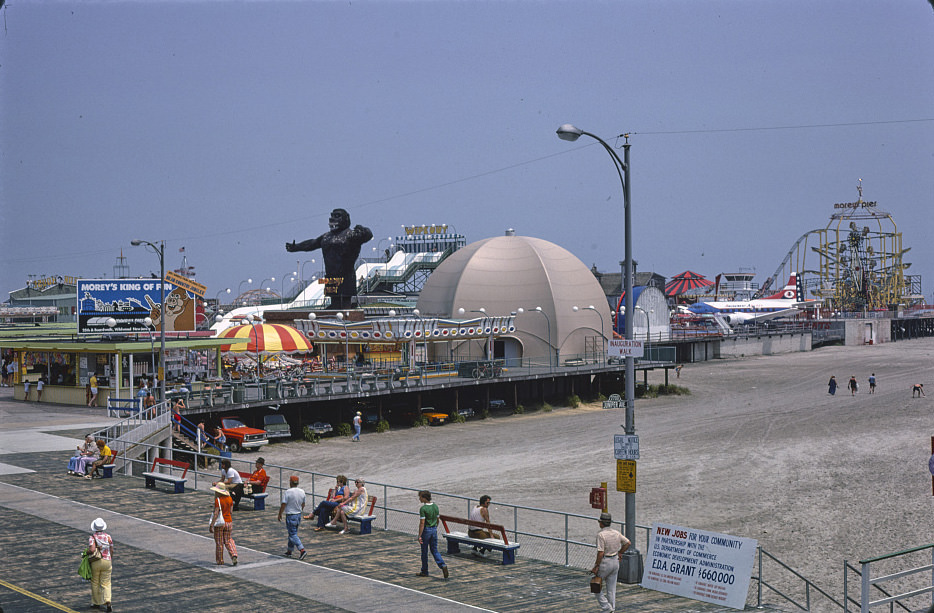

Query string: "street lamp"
[[557, 123, 641, 582], [458, 307, 492, 360], [281, 274, 296, 300], [634, 306, 653, 344], [336, 311, 351, 386], [518, 307, 554, 370], [301, 260, 316, 286], [242, 314, 263, 378], [143, 317, 157, 390], [131, 239, 166, 402], [573, 305, 606, 362], [238, 278, 253, 297], [215, 288, 231, 315]]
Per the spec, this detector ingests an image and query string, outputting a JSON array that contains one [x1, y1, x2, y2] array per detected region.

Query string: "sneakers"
[[231, 556, 238, 566], [415, 571, 429, 577], [283, 551, 292, 557], [442, 565, 449, 579], [299, 550, 307, 560]]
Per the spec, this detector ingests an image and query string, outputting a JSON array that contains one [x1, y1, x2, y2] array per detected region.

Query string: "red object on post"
[[589, 487, 607, 510]]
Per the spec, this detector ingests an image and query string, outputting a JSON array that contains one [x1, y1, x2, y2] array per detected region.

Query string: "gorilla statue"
[[286, 208, 373, 309]]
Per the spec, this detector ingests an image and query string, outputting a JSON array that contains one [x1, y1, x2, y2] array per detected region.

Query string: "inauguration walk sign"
[[77, 279, 197, 334], [642, 522, 757, 610]]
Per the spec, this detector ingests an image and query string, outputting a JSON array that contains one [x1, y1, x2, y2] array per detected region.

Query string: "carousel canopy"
[[217, 323, 312, 355], [664, 270, 714, 296]]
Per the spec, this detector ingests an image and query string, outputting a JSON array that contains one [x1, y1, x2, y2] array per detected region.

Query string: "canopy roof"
[[217, 323, 312, 355], [664, 271, 714, 296]]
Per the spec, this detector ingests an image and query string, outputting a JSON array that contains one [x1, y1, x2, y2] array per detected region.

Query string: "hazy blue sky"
[[2, 1, 932, 303]]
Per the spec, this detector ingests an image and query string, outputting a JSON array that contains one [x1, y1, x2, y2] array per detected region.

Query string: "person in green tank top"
[[416, 490, 448, 579]]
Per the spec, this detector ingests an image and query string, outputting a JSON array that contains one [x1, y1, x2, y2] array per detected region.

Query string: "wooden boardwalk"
[[0, 444, 787, 612]]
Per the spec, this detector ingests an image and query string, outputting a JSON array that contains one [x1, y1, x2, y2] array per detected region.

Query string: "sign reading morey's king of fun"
[[642, 522, 757, 610]]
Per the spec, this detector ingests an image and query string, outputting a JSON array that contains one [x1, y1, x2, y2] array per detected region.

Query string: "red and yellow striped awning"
[[217, 323, 313, 355]]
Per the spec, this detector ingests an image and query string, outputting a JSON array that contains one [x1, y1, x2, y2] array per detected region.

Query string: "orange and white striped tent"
[[217, 323, 312, 356]]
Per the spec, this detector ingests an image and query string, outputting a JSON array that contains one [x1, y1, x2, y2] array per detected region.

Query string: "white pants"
[[596, 557, 620, 612]]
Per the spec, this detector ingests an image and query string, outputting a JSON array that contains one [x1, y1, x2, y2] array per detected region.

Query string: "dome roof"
[[417, 235, 611, 361]]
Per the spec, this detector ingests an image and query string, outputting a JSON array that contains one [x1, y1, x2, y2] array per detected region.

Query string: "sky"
[[2, 0, 932, 304]]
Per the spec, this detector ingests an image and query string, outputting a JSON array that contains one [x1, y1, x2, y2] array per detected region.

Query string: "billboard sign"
[[642, 522, 757, 610], [77, 279, 197, 334], [608, 339, 644, 358]]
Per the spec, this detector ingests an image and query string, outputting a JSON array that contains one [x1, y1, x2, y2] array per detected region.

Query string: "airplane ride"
[[687, 273, 811, 325]]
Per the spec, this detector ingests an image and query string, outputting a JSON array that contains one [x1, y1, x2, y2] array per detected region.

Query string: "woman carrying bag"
[[209, 482, 238, 566], [88, 517, 114, 612]]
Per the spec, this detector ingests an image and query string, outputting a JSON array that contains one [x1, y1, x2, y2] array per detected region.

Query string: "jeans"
[[314, 500, 340, 527], [353, 423, 361, 440], [420, 526, 445, 573], [285, 514, 303, 552], [595, 557, 620, 612]]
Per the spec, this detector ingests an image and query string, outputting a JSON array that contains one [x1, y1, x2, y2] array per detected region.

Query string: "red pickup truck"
[[219, 417, 268, 453]]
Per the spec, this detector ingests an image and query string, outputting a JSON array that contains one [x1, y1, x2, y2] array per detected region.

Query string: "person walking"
[[88, 374, 99, 407], [416, 490, 449, 579], [868, 373, 877, 394], [209, 482, 237, 566], [590, 512, 630, 613], [278, 475, 307, 560], [848, 375, 858, 396], [352, 411, 362, 441], [828, 375, 837, 396], [88, 517, 114, 612]]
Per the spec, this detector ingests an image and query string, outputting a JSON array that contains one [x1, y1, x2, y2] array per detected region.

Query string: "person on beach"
[[868, 373, 876, 394], [88, 517, 114, 612], [278, 475, 307, 560], [848, 376, 858, 396], [305, 475, 349, 531], [913, 383, 925, 397], [591, 512, 630, 613], [209, 482, 237, 566], [416, 490, 448, 579], [352, 411, 362, 442], [828, 375, 837, 395]]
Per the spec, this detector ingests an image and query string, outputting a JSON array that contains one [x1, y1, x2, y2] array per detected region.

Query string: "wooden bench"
[[324, 489, 378, 534], [142, 458, 190, 494], [439, 514, 520, 565], [236, 471, 270, 511]]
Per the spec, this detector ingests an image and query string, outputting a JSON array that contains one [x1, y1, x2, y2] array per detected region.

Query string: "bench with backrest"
[[324, 488, 378, 534], [142, 457, 190, 494], [236, 470, 270, 510], [439, 514, 520, 565]]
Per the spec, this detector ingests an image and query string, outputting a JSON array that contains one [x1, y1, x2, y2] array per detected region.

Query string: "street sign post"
[[614, 434, 640, 460], [603, 392, 624, 410], [608, 339, 644, 358]]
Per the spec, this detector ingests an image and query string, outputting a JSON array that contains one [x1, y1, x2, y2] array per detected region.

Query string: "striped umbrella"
[[217, 323, 313, 355], [664, 271, 714, 296]]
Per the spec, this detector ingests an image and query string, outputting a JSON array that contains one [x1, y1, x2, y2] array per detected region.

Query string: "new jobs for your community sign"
[[642, 522, 757, 610]]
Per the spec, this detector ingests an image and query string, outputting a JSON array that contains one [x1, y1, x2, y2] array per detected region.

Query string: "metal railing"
[[846, 545, 934, 612]]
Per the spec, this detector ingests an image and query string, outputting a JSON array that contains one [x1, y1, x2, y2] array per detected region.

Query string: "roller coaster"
[[756, 184, 919, 311]]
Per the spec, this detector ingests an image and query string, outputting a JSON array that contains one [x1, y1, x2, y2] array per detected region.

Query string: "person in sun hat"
[[88, 517, 114, 612], [209, 482, 237, 566], [591, 512, 630, 613]]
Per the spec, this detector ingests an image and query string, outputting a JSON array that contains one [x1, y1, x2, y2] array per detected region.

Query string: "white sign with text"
[[607, 339, 644, 358], [641, 522, 757, 610]]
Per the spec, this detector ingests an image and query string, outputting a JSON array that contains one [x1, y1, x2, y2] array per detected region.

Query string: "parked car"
[[450, 406, 475, 420], [420, 407, 447, 426], [309, 421, 333, 435], [262, 414, 292, 440], [219, 417, 268, 452]]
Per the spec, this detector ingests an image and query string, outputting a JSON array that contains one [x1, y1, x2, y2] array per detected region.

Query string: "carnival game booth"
[[0, 326, 244, 406]]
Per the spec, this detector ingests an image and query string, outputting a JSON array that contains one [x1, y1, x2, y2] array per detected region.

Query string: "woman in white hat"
[[209, 482, 238, 565], [88, 517, 114, 612]]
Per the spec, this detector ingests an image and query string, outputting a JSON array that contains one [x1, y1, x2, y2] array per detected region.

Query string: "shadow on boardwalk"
[[0, 447, 785, 612]]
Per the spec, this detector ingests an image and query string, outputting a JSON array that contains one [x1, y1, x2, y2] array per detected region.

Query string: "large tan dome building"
[[417, 234, 612, 365]]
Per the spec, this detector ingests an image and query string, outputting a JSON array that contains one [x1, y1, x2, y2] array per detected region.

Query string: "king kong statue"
[[286, 208, 373, 310]]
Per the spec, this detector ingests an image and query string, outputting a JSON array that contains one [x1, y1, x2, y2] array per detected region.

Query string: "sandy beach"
[[256, 338, 934, 601]]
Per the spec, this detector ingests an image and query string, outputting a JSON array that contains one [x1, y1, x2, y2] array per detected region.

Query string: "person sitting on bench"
[[86, 439, 113, 479], [217, 459, 245, 510], [329, 478, 367, 534], [305, 475, 349, 531], [68, 435, 96, 476], [468, 494, 502, 555]]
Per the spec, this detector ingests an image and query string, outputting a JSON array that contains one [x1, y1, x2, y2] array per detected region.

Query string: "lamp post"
[[281, 274, 296, 300], [301, 260, 316, 286], [573, 305, 606, 362], [215, 288, 231, 315], [518, 307, 554, 370], [131, 239, 166, 402], [336, 312, 351, 386], [458, 307, 492, 360], [143, 317, 157, 390], [557, 123, 641, 582], [243, 314, 263, 378], [238, 278, 253, 298]]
